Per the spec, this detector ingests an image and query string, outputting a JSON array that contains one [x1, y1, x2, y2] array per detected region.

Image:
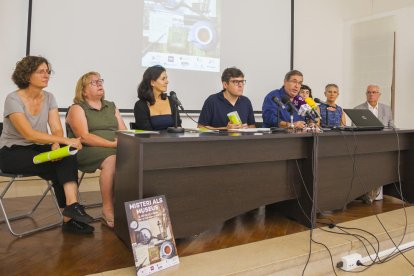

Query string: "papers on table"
[[227, 128, 271, 133], [184, 128, 219, 133], [118, 129, 160, 134]]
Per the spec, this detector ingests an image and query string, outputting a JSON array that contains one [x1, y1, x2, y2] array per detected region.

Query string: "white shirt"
[[367, 102, 379, 118]]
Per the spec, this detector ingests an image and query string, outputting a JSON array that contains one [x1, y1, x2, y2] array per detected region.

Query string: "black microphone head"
[[169, 91, 177, 97], [314, 98, 321, 104], [271, 96, 283, 108], [281, 95, 290, 104]]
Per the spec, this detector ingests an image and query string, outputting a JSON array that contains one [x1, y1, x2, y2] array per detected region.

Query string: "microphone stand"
[[167, 102, 184, 133], [271, 105, 287, 133]]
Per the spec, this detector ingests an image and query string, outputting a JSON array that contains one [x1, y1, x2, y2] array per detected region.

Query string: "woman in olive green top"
[[66, 72, 127, 228]]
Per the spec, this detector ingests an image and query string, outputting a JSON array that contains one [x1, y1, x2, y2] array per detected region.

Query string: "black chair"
[[0, 122, 63, 237]]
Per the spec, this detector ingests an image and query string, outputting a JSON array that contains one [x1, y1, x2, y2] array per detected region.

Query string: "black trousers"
[[0, 144, 79, 208]]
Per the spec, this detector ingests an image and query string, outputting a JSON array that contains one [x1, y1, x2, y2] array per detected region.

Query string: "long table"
[[114, 129, 414, 246]]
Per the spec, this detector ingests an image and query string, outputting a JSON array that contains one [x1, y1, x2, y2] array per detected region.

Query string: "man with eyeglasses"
[[354, 84, 394, 204], [354, 84, 394, 128], [198, 67, 255, 130], [262, 70, 306, 129]]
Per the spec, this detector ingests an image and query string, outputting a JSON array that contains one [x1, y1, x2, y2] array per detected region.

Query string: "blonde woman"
[[66, 72, 127, 228]]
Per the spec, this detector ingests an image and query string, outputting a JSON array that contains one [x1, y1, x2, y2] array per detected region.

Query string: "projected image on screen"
[[141, 0, 220, 72]]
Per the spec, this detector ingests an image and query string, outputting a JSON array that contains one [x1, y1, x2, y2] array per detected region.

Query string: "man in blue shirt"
[[262, 70, 306, 129], [198, 67, 256, 130]]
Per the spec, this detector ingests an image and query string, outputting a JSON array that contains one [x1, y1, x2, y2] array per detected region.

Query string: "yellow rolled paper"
[[227, 111, 241, 124], [33, 145, 78, 164]]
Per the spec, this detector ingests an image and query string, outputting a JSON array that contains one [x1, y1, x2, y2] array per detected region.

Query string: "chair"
[[0, 171, 63, 237], [77, 171, 102, 210], [0, 122, 63, 237]]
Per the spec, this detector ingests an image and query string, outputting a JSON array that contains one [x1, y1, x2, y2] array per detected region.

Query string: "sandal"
[[101, 215, 114, 228]]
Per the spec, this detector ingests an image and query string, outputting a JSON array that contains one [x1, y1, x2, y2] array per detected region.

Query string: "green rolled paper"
[[33, 145, 78, 164]]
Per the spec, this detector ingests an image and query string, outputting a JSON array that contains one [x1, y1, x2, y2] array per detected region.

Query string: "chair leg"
[[77, 171, 102, 220], [0, 179, 63, 238]]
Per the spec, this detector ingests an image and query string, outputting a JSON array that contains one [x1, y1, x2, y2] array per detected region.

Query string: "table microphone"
[[169, 91, 184, 111], [314, 98, 334, 108], [167, 91, 184, 133], [281, 95, 298, 114], [271, 96, 285, 109], [304, 97, 321, 119]]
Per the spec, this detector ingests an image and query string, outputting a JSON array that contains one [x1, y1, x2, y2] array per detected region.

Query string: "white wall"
[[0, 0, 28, 111], [2, 0, 414, 128], [294, 0, 414, 128]]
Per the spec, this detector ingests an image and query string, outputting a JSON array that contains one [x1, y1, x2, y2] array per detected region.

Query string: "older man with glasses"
[[354, 84, 394, 204], [198, 67, 255, 130], [354, 84, 394, 128], [262, 70, 307, 129]]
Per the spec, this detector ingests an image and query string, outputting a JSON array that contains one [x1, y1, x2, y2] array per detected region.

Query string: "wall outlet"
[[340, 253, 362, 271]]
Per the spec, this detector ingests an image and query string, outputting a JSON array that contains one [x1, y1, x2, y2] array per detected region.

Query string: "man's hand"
[[227, 122, 248, 129]]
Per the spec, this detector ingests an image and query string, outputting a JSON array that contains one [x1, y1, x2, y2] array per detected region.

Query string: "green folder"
[[33, 145, 78, 164]]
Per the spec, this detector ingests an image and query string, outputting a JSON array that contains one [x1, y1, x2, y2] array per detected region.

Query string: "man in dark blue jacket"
[[262, 70, 306, 129]]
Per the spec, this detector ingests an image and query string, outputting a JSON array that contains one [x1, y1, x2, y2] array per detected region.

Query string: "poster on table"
[[124, 195, 179, 276]]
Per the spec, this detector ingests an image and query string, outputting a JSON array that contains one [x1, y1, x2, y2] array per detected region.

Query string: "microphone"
[[314, 98, 334, 108], [167, 91, 184, 133], [281, 95, 298, 114], [271, 96, 285, 109], [169, 91, 184, 110], [304, 98, 321, 119], [292, 95, 317, 122]]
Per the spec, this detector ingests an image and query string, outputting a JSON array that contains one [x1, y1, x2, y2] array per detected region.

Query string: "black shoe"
[[62, 219, 94, 234], [360, 194, 373, 205], [62, 202, 94, 223]]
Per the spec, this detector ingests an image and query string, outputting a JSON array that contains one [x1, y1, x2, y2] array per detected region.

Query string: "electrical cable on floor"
[[292, 128, 414, 273]]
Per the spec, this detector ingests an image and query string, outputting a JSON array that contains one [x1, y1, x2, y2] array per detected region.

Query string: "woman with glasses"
[[66, 71, 127, 228], [134, 65, 181, 130], [0, 56, 94, 234], [319, 83, 346, 128]]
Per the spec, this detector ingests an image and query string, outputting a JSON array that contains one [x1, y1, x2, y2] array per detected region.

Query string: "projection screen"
[[30, 0, 292, 111]]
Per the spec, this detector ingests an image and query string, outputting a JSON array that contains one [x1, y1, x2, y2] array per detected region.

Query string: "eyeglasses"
[[288, 80, 303, 86], [229, 79, 247, 86], [366, 91, 379, 95], [34, 69, 53, 75], [89, 79, 104, 86]]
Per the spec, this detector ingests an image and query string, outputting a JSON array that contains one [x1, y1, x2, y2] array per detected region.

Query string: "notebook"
[[342, 109, 384, 131]]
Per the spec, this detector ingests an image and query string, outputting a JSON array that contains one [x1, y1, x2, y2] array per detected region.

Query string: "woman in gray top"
[[0, 56, 94, 234]]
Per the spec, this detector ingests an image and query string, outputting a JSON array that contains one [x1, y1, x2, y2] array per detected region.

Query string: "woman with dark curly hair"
[[0, 56, 94, 234], [133, 65, 181, 130]]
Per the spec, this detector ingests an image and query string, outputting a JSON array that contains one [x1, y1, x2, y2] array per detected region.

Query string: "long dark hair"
[[137, 65, 167, 105]]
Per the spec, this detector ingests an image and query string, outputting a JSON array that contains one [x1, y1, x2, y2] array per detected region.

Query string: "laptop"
[[342, 109, 384, 131]]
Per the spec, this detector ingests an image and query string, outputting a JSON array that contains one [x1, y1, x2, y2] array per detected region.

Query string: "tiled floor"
[[89, 207, 414, 276]]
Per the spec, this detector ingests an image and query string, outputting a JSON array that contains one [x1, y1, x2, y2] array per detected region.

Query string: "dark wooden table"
[[114, 129, 414, 247]]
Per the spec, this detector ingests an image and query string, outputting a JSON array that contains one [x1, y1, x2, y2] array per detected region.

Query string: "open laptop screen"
[[343, 109, 384, 130]]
